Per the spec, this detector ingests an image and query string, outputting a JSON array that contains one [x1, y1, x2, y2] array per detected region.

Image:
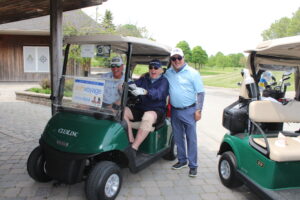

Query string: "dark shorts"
[[129, 107, 165, 125]]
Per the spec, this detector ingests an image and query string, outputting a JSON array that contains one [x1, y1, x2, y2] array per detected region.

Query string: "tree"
[[176, 41, 192, 62], [215, 52, 226, 68], [207, 52, 246, 68], [228, 53, 245, 68], [288, 8, 300, 36], [261, 17, 291, 40], [191, 46, 208, 69], [116, 24, 152, 39], [239, 55, 247, 68], [207, 55, 216, 67], [261, 7, 300, 40], [101, 10, 115, 33]]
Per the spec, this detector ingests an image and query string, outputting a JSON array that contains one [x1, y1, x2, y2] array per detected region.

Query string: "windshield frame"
[[55, 43, 132, 122]]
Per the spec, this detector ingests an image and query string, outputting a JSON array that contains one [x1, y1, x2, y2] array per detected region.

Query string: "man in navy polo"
[[164, 48, 205, 177]]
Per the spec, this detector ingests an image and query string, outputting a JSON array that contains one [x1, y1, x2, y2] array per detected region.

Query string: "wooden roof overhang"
[[0, 0, 107, 25], [0, 0, 109, 115]]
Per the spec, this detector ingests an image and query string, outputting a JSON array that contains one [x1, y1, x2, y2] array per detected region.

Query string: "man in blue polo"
[[164, 47, 205, 177], [101, 56, 125, 109]]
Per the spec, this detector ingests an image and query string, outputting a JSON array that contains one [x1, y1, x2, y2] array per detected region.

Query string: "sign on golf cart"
[[72, 78, 105, 108], [80, 44, 95, 58], [96, 45, 111, 57]]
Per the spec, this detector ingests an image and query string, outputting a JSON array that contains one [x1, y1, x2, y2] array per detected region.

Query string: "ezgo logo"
[[58, 128, 78, 137]]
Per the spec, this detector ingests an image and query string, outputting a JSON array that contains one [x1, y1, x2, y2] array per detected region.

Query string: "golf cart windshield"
[[56, 34, 171, 120], [59, 43, 126, 119]]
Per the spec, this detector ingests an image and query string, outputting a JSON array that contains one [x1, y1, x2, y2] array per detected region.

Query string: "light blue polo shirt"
[[101, 72, 124, 104], [164, 64, 204, 108]]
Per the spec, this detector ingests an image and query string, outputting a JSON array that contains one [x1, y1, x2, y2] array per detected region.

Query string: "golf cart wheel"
[[85, 161, 122, 200], [27, 146, 52, 182], [163, 136, 177, 161], [218, 151, 243, 188]]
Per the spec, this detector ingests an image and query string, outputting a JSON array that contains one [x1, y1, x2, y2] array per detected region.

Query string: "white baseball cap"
[[111, 57, 123, 66], [170, 48, 184, 57]]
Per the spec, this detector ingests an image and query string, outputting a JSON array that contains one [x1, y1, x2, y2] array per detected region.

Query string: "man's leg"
[[132, 111, 157, 150], [171, 109, 187, 164], [185, 121, 197, 169], [123, 107, 135, 143], [180, 107, 198, 169]]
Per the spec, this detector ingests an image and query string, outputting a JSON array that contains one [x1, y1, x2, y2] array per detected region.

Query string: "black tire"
[[27, 146, 52, 182], [163, 136, 177, 161], [218, 151, 243, 188], [85, 161, 122, 200]]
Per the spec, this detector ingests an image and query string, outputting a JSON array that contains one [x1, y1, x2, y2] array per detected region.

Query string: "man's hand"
[[194, 110, 201, 121], [131, 87, 147, 96], [128, 83, 137, 90]]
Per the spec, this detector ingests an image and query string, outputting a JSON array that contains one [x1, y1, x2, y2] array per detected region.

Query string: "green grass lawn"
[[202, 71, 242, 88], [198, 66, 295, 90], [199, 66, 243, 88]]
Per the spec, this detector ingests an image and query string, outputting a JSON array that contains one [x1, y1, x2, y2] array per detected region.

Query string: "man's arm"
[[195, 92, 205, 121]]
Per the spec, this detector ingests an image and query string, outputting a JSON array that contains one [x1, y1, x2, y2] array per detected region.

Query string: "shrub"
[[39, 78, 51, 89], [64, 79, 74, 92]]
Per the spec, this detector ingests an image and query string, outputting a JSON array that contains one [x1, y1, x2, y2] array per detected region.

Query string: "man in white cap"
[[101, 56, 125, 108], [164, 47, 205, 177]]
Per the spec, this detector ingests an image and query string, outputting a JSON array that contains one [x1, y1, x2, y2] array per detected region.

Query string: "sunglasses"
[[110, 64, 122, 68], [149, 66, 160, 70], [171, 56, 183, 61]]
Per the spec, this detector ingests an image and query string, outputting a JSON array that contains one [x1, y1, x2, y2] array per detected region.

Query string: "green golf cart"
[[26, 34, 176, 200], [218, 35, 300, 199]]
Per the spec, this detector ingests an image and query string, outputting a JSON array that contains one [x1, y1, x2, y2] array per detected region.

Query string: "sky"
[[83, 0, 300, 56]]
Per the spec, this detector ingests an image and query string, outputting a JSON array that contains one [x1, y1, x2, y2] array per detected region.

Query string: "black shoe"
[[125, 146, 137, 158], [172, 162, 188, 170], [189, 168, 197, 177]]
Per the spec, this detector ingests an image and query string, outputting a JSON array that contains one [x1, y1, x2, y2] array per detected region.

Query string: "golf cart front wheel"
[[85, 161, 122, 200], [218, 151, 243, 188], [27, 146, 52, 182]]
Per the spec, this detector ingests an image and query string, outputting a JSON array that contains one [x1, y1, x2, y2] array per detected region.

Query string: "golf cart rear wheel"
[[163, 136, 177, 161], [27, 146, 52, 182], [85, 161, 122, 200], [218, 151, 243, 188]]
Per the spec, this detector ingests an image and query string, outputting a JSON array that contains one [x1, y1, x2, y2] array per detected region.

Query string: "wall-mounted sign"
[[23, 46, 49, 72]]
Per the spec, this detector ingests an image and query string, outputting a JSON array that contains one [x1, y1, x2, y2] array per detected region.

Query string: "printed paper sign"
[[72, 78, 105, 108], [81, 44, 95, 58], [96, 45, 111, 57]]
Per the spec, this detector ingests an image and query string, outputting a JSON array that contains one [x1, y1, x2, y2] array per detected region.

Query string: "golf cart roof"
[[245, 35, 300, 68], [64, 34, 172, 64], [245, 35, 300, 100]]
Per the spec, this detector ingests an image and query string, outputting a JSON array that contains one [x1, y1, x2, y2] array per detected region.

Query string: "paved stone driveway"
[[0, 84, 259, 200]]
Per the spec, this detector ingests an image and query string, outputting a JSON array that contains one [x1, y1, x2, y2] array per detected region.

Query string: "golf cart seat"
[[249, 100, 300, 123], [252, 136, 300, 162], [249, 100, 300, 162]]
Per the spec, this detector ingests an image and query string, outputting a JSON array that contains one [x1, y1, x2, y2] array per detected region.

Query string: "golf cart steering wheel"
[[127, 89, 140, 106]]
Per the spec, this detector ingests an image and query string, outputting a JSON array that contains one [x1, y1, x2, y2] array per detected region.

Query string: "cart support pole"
[[50, 0, 63, 115], [120, 43, 133, 121]]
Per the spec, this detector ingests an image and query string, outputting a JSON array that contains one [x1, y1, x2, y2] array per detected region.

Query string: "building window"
[[23, 46, 50, 72]]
